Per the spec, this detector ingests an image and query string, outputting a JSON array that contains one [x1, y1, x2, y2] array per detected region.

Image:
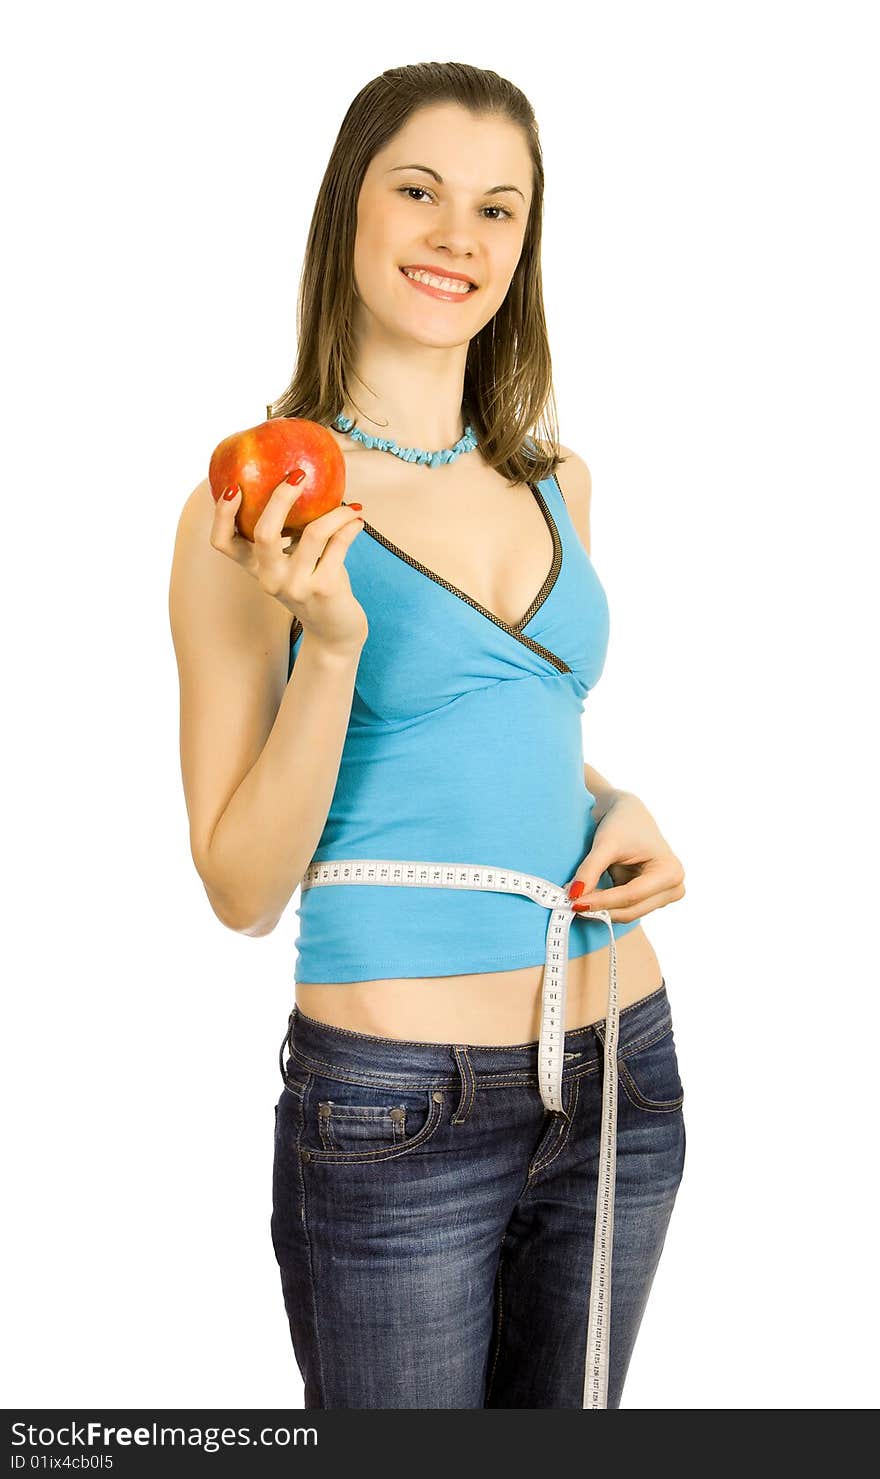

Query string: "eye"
[[397, 186, 513, 221]]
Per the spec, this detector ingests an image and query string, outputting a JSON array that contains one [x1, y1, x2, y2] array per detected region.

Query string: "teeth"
[[403, 268, 473, 293]]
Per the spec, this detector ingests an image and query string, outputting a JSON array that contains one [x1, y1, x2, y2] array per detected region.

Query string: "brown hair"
[[266, 61, 567, 487]]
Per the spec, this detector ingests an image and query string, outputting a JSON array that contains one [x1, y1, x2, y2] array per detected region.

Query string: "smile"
[[400, 266, 478, 303]]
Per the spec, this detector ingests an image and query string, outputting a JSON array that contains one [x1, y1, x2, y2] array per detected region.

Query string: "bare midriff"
[[294, 920, 663, 1045]]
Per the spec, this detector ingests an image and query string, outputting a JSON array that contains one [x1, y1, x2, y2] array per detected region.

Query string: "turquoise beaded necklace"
[[332, 411, 478, 468]]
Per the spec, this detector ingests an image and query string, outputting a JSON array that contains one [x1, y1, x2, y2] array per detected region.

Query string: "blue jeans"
[[271, 980, 686, 1409]]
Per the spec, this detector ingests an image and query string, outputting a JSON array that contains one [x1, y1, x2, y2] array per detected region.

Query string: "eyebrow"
[[385, 164, 526, 202]]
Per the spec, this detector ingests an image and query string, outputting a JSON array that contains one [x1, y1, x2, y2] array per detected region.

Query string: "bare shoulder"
[[538, 442, 592, 556], [177, 475, 217, 536]]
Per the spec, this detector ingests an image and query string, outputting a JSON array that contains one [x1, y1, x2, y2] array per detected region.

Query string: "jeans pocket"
[[618, 1024, 685, 1112], [300, 1073, 445, 1163]]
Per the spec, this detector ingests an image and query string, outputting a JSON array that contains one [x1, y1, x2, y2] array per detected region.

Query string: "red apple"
[[208, 417, 346, 541]]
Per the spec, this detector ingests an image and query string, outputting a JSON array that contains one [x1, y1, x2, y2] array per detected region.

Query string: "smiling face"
[[352, 103, 534, 348]]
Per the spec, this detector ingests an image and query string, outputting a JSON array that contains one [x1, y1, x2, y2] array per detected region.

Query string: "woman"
[[169, 62, 687, 1409]]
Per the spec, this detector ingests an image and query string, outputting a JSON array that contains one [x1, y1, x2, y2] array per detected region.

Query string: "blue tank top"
[[288, 469, 640, 982]]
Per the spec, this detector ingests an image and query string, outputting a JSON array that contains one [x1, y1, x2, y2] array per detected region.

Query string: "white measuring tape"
[[299, 857, 620, 1410]]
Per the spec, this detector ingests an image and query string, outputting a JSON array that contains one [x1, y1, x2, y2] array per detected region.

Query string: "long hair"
[[267, 60, 567, 487]]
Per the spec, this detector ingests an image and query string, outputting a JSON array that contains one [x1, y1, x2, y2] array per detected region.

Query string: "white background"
[[3, 0, 877, 1410]]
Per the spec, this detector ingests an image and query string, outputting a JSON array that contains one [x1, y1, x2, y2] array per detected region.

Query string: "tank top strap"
[[532, 467, 568, 520]]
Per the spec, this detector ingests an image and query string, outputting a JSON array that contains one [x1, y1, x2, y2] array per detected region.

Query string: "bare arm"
[[168, 479, 365, 936], [206, 633, 361, 934], [552, 444, 629, 822]]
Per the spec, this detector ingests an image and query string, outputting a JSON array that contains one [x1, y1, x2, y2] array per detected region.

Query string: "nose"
[[426, 208, 480, 264]]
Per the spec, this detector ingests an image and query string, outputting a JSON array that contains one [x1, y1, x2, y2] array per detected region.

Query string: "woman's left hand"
[[566, 792, 686, 923]]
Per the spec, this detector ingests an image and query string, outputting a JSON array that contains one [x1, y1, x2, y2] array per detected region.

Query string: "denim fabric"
[[270, 980, 686, 1409]]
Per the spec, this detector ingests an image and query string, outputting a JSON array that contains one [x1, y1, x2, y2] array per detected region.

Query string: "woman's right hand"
[[210, 476, 369, 657]]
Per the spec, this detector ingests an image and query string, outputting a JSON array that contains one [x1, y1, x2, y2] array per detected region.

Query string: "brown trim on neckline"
[[360, 481, 569, 672]]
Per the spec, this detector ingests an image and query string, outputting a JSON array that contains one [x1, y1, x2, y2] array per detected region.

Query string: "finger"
[[573, 866, 677, 913], [255, 474, 355, 548], [289, 504, 365, 577], [566, 842, 622, 896], [576, 882, 686, 924], [253, 474, 307, 551], [210, 485, 251, 565], [307, 514, 365, 583]]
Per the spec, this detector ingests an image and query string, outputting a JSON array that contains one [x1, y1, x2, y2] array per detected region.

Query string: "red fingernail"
[[222, 484, 239, 500], [286, 468, 306, 485], [573, 902, 592, 912], [568, 881, 585, 900], [348, 502, 363, 510]]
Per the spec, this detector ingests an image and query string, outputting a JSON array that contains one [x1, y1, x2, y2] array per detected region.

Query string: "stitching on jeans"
[[466, 1051, 477, 1117], [292, 1076, 327, 1407], [485, 1233, 507, 1404], [484, 1071, 597, 1088], [617, 1056, 684, 1113], [289, 979, 666, 1052], [288, 1043, 641, 1092], [320, 1101, 409, 1151], [453, 1047, 477, 1123], [451, 1046, 468, 1123], [528, 1091, 567, 1178], [451, 1046, 467, 1123], [619, 1022, 674, 1060], [540, 1075, 579, 1172], [530, 1076, 580, 1176], [287, 1047, 606, 1092], [300, 1092, 444, 1163], [288, 1047, 459, 1091], [595, 1018, 673, 1063]]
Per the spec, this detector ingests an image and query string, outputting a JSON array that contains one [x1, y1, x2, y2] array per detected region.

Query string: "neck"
[[343, 334, 471, 448]]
